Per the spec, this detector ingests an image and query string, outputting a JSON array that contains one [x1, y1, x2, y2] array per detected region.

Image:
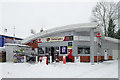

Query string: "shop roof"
[[5, 43, 31, 47], [21, 23, 101, 44], [0, 34, 23, 40]]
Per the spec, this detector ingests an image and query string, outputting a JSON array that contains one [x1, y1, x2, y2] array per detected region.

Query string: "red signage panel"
[[64, 36, 73, 41], [37, 38, 42, 43], [96, 33, 101, 37]]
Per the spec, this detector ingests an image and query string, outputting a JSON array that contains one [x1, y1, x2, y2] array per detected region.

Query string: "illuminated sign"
[[68, 47, 72, 59], [46, 37, 64, 42], [68, 47, 72, 49], [96, 33, 101, 37], [60, 46, 67, 54], [68, 42, 72, 46], [64, 36, 73, 41], [37, 38, 42, 43]]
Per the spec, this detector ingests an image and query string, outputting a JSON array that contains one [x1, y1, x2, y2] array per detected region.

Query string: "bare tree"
[[91, 1, 118, 36]]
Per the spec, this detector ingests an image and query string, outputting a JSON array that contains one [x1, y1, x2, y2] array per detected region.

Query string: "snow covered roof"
[[0, 34, 23, 40], [0, 32, 13, 37], [5, 43, 30, 47], [21, 23, 100, 44], [105, 37, 120, 43]]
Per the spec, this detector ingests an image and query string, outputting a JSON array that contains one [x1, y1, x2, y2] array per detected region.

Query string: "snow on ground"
[[0, 60, 118, 78], [0, 62, 2, 80]]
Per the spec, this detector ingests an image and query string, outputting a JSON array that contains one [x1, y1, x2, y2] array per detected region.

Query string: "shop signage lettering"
[[51, 37, 63, 40], [64, 36, 73, 41], [37, 38, 42, 43], [5, 38, 13, 43], [68, 47, 72, 49], [74, 36, 97, 41], [46, 36, 73, 42], [46, 37, 64, 42], [96, 33, 101, 37]]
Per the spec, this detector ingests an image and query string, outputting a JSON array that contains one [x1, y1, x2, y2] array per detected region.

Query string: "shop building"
[[0, 47, 6, 62], [5, 43, 34, 62], [0, 35, 23, 47], [0, 35, 23, 62], [21, 23, 119, 64]]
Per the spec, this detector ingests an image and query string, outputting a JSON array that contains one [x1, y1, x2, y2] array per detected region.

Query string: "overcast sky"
[[0, 0, 119, 39]]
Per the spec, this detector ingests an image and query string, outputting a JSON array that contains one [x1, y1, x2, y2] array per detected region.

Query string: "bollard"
[[39, 56, 48, 65], [39, 57, 43, 63], [50, 56, 52, 63], [74, 56, 80, 63], [74, 56, 76, 63], [63, 55, 66, 64], [39, 57, 40, 63], [46, 57, 48, 65], [36, 56, 38, 63], [24, 56, 26, 63]]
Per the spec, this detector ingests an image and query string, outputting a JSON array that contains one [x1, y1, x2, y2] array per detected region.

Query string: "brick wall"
[[59, 56, 74, 62], [94, 56, 102, 62], [57, 56, 112, 62], [80, 56, 90, 62], [59, 56, 63, 61], [72, 56, 74, 62], [109, 56, 112, 60]]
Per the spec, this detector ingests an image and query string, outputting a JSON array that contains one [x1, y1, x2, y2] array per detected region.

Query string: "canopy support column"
[[90, 28, 94, 65]]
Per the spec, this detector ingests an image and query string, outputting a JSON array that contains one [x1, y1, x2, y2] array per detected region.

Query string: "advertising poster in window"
[[60, 46, 67, 54]]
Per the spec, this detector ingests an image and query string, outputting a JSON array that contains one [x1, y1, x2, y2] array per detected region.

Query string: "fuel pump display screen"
[[60, 46, 67, 54]]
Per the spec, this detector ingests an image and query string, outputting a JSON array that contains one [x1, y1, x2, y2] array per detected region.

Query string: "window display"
[[13, 54, 24, 63], [13, 50, 25, 63], [78, 47, 90, 54], [55, 49, 59, 62], [45, 47, 51, 54], [38, 47, 45, 54]]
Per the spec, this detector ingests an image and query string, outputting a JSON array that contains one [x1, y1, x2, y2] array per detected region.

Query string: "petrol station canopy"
[[21, 23, 104, 44]]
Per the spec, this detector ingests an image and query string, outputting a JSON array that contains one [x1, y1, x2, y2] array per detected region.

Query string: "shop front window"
[[45, 47, 51, 54], [78, 47, 90, 54], [38, 47, 45, 54]]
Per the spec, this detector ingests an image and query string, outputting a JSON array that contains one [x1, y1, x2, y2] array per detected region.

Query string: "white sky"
[[0, 0, 119, 39]]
